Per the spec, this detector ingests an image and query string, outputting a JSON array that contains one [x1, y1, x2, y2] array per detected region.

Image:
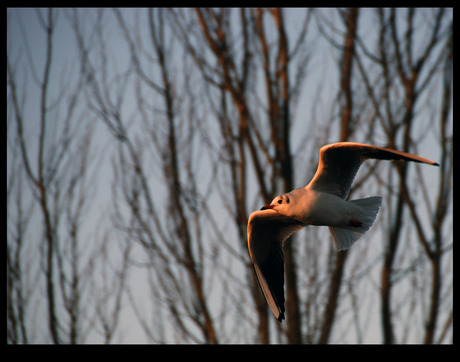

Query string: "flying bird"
[[247, 142, 439, 322]]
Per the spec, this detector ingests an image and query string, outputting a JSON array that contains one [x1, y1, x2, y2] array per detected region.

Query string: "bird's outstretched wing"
[[247, 210, 304, 321], [307, 142, 439, 199]]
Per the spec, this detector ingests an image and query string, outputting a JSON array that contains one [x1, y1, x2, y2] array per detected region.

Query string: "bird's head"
[[261, 194, 291, 213]]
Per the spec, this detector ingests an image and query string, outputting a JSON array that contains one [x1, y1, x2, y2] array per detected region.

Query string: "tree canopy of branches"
[[7, 8, 452, 344]]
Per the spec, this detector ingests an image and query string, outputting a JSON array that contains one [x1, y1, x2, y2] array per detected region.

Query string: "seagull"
[[247, 142, 439, 322]]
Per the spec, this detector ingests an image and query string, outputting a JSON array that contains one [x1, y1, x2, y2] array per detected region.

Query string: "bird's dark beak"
[[261, 204, 275, 210]]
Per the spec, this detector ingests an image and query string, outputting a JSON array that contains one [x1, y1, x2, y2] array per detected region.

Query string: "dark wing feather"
[[247, 210, 304, 321], [253, 240, 285, 321]]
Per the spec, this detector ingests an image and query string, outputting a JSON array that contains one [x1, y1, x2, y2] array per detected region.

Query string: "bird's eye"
[[278, 199, 283, 204]]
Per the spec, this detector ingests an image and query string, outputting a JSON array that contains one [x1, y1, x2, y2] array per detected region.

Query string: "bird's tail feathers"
[[329, 196, 382, 251]]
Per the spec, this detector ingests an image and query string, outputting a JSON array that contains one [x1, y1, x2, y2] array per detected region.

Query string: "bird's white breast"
[[285, 188, 349, 226]]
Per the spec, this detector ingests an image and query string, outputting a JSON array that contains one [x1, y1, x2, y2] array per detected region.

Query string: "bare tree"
[[7, 134, 36, 344], [7, 8, 128, 344], [352, 8, 453, 343], [172, 8, 313, 343], [72, 8, 223, 343]]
